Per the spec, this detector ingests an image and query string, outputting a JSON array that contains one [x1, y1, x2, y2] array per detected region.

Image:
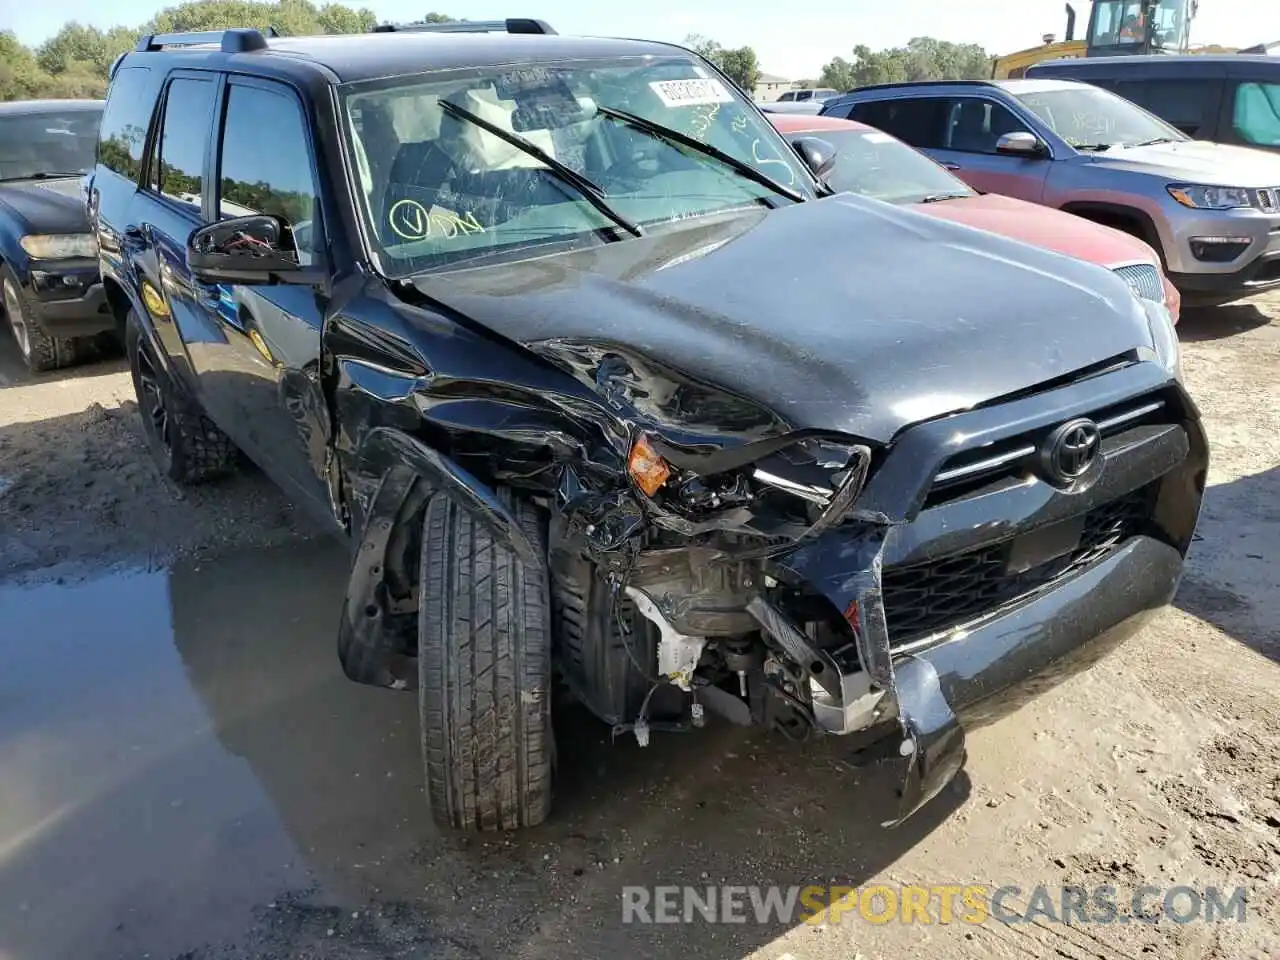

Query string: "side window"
[[97, 67, 155, 180], [944, 98, 1032, 154], [1110, 79, 1148, 101], [217, 82, 320, 265], [850, 98, 948, 149], [1232, 82, 1280, 147], [147, 77, 218, 213], [1139, 79, 1222, 137]]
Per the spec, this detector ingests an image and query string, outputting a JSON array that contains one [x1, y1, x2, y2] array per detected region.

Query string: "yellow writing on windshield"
[[388, 199, 486, 242]]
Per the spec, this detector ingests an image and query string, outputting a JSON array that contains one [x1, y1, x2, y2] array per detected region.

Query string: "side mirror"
[[187, 215, 303, 285], [790, 136, 838, 180], [995, 131, 1047, 157]]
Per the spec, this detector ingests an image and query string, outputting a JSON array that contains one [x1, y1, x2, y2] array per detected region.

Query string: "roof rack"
[[848, 79, 998, 94], [134, 27, 273, 53], [371, 18, 556, 35]]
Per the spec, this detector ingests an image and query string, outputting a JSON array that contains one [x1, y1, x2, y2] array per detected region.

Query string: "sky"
[[5, 0, 1280, 79]]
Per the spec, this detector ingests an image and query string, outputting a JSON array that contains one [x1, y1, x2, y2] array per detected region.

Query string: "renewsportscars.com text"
[[621, 884, 1249, 926]]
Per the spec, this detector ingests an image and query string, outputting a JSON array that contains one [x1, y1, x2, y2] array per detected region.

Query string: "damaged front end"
[[551, 416, 965, 829], [336, 288, 1203, 831], [330, 315, 962, 826]]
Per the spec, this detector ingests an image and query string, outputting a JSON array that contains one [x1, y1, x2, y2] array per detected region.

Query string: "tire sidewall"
[[125, 311, 180, 478], [1, 270, 30, 362]]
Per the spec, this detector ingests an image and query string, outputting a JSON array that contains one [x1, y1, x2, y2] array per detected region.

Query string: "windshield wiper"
[[918, 192, 971, 203], [596, 106, 806, 204], [436, 98, 642, 239], [0, 171, 86, 183], [1072, 143, 1113, 152], [1126, 137, 1177, 148]]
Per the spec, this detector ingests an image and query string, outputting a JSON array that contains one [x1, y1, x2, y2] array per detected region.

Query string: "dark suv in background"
[[89, 21, 1205, 833], [0, 99, 110, 372], [1026, 53, 1280, 150]]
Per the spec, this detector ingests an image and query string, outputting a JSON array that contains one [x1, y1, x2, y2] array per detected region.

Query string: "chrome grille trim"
[[1096, 400, 1165, 432], [1112, 263, 1164, 303], [927, 395, 1169, 502], [933, 445, 1037, 486]]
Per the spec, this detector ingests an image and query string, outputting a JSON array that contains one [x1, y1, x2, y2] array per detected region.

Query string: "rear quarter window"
[[97, 66, 159, 180], [1233, 82, 1280, 147]]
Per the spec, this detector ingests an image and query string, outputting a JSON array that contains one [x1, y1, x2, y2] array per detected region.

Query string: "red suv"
[[771, 114, 1180, 321]]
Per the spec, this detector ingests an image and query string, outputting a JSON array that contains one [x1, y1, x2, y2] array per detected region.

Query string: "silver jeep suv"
[[822, 78, 1280, 306]]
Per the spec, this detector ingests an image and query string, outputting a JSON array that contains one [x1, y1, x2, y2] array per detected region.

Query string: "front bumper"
[[765, 359, 1207, 826], [1168, 248, 1280, 302], [1163, 203, 1280, 300], [23, 259, 113, 337]]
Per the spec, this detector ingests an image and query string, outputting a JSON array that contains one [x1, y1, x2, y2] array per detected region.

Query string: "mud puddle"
[[0, 541, 962, 960]]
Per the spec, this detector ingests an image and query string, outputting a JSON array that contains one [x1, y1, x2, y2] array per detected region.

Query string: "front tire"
[[1, 265, 86, 373], [125, 309, 237, 484], [417, 488, 553, 831]]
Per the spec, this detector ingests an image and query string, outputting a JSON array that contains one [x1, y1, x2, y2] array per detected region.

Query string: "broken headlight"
[[631, 433, 874, 538]]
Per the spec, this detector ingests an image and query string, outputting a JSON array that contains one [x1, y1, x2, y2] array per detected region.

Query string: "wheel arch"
[[1059, 201, 1165, 262], [101, 273, 134, 341], [337, 427, 542, 689]]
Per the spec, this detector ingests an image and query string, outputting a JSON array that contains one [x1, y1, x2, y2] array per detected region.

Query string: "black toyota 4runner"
[[90, 20, 1207, 832]]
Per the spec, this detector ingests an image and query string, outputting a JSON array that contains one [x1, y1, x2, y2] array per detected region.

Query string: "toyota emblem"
[[1041, 418, 1102, 484]]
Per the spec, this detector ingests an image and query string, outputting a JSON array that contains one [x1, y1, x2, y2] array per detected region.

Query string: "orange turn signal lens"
[[628, 434, 671, 497]]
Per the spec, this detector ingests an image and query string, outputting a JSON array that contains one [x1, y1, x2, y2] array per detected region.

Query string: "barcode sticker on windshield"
[[649, 78, 734, 107]]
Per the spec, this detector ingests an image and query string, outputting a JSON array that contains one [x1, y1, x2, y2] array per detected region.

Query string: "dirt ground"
[[0, 295, 1277, 960]]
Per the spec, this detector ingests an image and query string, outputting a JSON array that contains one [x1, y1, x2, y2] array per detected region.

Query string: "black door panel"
[[188, 76, 336, 524]]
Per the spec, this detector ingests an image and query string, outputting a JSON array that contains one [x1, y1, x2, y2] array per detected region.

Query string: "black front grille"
[[881, 486, 1153, 648]]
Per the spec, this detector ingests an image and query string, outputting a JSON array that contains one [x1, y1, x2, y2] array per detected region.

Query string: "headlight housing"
[[1167, 184, 1252, 211], [630, 432, 874, 540], [19, 233, 98, 260], [1142, 297, 1181, 381]]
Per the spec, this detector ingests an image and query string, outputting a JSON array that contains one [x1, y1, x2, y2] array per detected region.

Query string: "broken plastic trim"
[[338, 428, 543, 690], [764, 520, 968, 827], [357, 427, 538, 564]]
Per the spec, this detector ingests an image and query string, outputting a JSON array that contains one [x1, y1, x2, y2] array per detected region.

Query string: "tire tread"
[[418, 489, 552, 831]]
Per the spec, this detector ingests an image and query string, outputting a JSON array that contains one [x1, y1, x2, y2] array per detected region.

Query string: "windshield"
[[340, 57, 814, 277], [813, 128, 973, 204], [0, 107, 101, 182], [1088, 0, 1191, 52], [1013, 85, 1186, 149]]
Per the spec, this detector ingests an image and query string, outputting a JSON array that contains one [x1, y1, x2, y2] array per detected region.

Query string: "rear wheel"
[[1, 266, 87, 373], [125, 310, 237, 484], [416, 488, 553, 831]]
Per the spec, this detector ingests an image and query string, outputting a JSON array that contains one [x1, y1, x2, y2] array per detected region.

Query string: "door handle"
[[942, 162, 962, 171]]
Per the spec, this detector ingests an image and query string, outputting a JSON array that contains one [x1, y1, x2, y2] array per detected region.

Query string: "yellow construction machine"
[[992, 0, 1200, 79]]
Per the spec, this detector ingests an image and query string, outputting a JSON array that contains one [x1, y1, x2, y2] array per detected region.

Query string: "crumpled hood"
[[0, 176, 88, 235], [411, 193, 1154, 444], [1093, 139, 1280, 186]]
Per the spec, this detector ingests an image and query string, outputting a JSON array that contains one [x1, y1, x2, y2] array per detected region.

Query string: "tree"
[[681, 33, 761, 92], [2, 1, 406, 101], [818, 57, 856, 92], [717, 47, 760, 92], [818, 36, 993, 93], [422, 12, 454, 22], [682, 33, 721, 60]]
